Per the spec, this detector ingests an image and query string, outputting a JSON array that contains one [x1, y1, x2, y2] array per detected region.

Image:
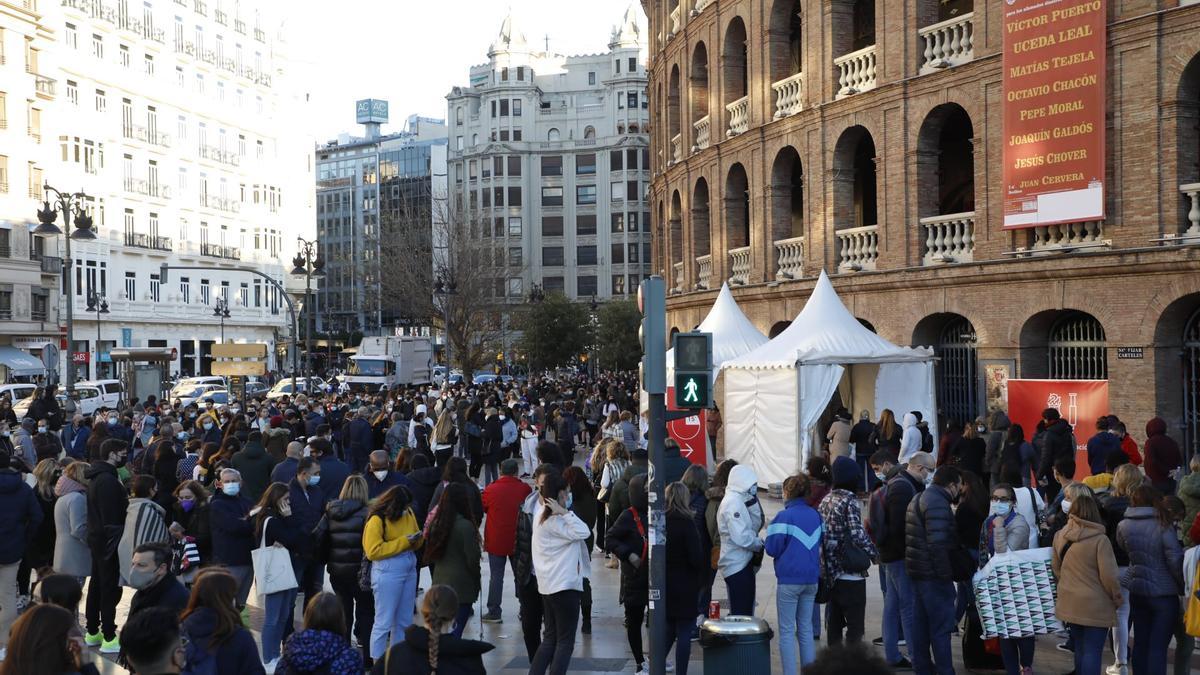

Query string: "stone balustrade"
[[772, 72, 805, 119], [774, 236, 805, 279], [725, 96, 749, 137], [692, 115, 710, 152], [728, 246, 750, 285], [836, 225, 879, 271], [918, 12, 974, 74], [669, 5, 681, 37], [921, 211, 975, 264], [834, 45, 878, 98], [692, 0, 713, 15], [672, 261, 685, 293], [696, 254, 712, 289], [1029, 221, 1106, 251], [671, 133, 682, 164], [1182, 183, 1200, 236]]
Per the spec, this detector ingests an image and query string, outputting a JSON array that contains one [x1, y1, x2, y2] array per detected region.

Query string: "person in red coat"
[[1143, 417, 1183, 494], [480, 457, 532, 623]]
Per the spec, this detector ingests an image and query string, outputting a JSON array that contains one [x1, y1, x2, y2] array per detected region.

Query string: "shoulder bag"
[[358, 515, 378, 592], [252, 516, 298, 597]]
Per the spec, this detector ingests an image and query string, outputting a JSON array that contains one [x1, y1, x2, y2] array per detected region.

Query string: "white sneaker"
[[1106, 663, 1128, 675], [665, 660, 675, 672], [263, 657, 279, 674]]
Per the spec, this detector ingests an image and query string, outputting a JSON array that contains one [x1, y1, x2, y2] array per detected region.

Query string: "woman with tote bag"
[[251, 482, 302, 669]]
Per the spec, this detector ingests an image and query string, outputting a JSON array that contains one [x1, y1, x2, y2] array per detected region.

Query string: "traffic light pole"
[[639, 276, 667, 675]]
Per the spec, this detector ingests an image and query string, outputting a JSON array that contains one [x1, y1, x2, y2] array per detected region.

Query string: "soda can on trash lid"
[[708, 601, 721, 619]]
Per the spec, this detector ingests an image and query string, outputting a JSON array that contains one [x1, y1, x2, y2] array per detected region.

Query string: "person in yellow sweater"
[[362, 485, 423, 662]]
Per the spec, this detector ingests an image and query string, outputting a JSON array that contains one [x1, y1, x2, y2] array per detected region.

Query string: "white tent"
[[722, 271, 937, 486], [665, 282, 769, 380]]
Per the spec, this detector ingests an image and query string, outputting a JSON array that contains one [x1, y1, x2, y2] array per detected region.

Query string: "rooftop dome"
[[489, 12, 529, 56], [609, 4, 642, 49]]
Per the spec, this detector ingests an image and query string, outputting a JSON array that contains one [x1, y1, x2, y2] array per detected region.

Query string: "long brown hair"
[[422, 585, 459, 672], [879, 409, 897, 440], [253, 482, 291, 542], [302, 592, 348, 640], [424, 482, 475, 562], [0, 604, 78, 675], [1130, 484, 1171, 527], [180, 569, 242, 649]]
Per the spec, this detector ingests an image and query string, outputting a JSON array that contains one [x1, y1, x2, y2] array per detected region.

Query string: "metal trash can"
[[699, 615, 774, 673]]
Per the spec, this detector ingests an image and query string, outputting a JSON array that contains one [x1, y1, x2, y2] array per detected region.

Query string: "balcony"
[[213, 8, 227, 24], [771, 72, 804, 119], [836, 224, 879, 271], [670, 133, 682, 164], [33, 74, 55, 99], [725, 96, 749, 138], [728, 246, 750, 285], [919, 13, 975, 74], [234, 19, 246, 34], [692, 115, 710, 152], [1028, 221, 1106, 253], [256, 72, 272, 87], [143, 25, 165, 44], [198, 145, 240, 166], [254, 27, 265, 42], [668, 5, 681, 38], [201, 194, 240, 213], [124, 232, 173, 252], [123, 178, 170, 200], [695, 254, 712, 290], [200, 243, 240, 260], [921, 211, 975, 264], [40, 256, 62, 274], [774, 236, 805, 279], [199, 48, 218, 65], [193, 0, 206, 15], [672, 261, 685, 293], [123, 125, 171, 148], [834, 45, 878, 98], [692, 0, 713, 15], [1183, 183, 1200, 236], [28, 127, 41, 143], [175, 39, 196, 56]]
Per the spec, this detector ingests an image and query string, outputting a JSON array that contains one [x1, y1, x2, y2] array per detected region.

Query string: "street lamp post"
[[34, 185, 97, 396], [290, 238, 324, 390], [589, 294, 599, 378], [213, 297, 231, 342], [85, 291, 108, 380], [433, 270, 458, 373]]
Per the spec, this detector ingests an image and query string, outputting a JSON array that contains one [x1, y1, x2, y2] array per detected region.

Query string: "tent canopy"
[[722, 271, 936, 486], [666, 283, 768, 377], [725, 271, 932, 368]]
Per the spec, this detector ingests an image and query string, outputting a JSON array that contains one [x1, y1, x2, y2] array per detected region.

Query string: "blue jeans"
[[486, 553, 515, 617], [1130, 593, 1179, 675], [369, 551, 418, 659], [999, 636, 1035, 675], [910, 579, 956, 675], [261, 587, 297, 662], [883, 560, 915, 665], [664, 618, 696, 675], [776, 583, 818, 675], [1068, 623, 1107, 675], [452, 602, 474, 638]]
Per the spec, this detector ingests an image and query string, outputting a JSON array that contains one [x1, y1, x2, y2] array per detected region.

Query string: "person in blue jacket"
[[289, 457, 326, 615], [0, 448, 43, 655], [766, 473, 824, 675], [207, 467, 255, 609]]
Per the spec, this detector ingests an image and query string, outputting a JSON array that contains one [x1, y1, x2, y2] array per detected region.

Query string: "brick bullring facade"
[[643, 0, 1200, 453]]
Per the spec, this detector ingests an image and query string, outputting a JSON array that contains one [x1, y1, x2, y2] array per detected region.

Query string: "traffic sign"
[[673, 371, 711, 409]]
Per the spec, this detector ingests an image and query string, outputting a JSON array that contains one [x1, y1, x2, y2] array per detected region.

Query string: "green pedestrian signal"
[[674, 372, 710, 409], [672, 331, 713, 409]]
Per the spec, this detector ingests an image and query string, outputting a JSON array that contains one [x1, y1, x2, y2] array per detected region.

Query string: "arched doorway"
[[1185, 308, 1200, 462], [1023, 310, 1107, 380], [690, 42, 710, 150], [857, 317, 876, 333], [722, 17, 748, 136], [769, 320, 792, 338], [668, 65, 682, 163], [832, 126, 878, 271], [692, 178, 712, 288], [915, 314, 979, 426]]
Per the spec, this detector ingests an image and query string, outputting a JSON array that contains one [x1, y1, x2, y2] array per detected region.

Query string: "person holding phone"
[[363, 485, 423, 662]]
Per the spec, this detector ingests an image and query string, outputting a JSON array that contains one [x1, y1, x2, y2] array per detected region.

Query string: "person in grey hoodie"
[[1116, 485, 1184, 675], [984, 411, 1011, 487], [12, 418, 36, 472], [717, 464, 764, 616]]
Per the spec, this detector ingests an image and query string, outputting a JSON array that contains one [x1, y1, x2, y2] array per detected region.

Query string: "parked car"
[[243, 381, 269, 398], [447, 371, 464, 386], [15, 385, 104, 417], [265, 379, 308, 400], [77, 379, 123, 409], [199, 390, 232, 410], [472, 372, 497, 385], [170, 376, 225, 401], [175, 383, 225, 407], [0, 383, 37, 405]]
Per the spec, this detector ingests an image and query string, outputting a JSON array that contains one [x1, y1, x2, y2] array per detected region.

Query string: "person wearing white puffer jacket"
[[718, 464, 764, 616], [899, 412, 922, 464], [530, 471, 591, 675]]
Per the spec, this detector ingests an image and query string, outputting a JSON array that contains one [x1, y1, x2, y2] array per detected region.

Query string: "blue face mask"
[[565, 492, 574, 510], [308, 474, 321, 487], [177, 431, 189, 441], [221, 482, 241, 497], [991, 501, 1012, 516]]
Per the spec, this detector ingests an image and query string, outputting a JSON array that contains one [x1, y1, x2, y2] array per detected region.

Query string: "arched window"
[[1183, 307, 1200, 461], [692, 178, 712, 288], [725, 164, 750, 250], [722, 18, 748, 104], [547, 128, 560, 141], [936, 316, 978, 425], [1048, 312, 1107, 380], [852, 0, 875, 51], [584, 126, 596, 139]]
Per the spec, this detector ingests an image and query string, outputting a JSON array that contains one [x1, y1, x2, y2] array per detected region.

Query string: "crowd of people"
[[0, 368, 1195, 675]]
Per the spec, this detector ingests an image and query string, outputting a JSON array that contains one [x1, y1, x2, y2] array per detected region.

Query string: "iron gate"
[[1184, 308, 1200, 463], [1048, 312, 1107, 380], [936, 317, 978, 425]]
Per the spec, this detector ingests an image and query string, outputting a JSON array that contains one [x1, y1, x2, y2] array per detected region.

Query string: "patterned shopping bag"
[[973, 547, 1063, 639]]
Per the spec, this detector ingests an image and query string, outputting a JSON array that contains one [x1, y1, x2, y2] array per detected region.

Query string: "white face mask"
[[373, 470, 388, 482], [1061, 499, 1072, 514]]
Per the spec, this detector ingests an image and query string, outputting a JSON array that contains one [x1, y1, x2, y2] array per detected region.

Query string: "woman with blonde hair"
[[375, 584, 494, 674], [23, 459, 61, 592], [601, 410, 622, 440], [431, 409, 457, 468], [871, 409, 902, 455], [589, 439, 612, 553], [600, 441, 632, 568]]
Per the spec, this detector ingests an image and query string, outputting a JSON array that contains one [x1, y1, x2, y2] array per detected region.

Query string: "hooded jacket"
[[374, 625, 493, 675], [1143, 418, 1182, 486], [1052, 515, 1123, 628], [716, 465, 764, 579], [1116, 505, 1184, 597], [54, 476, 91, 576], [180, 606, 266, 675], [278, 628, 362, 675], [984, 411, 1011, 477], [817, 487, 877, 581], [231, 439, 276, 504], [1038, 418, 1076, 480], [766, 497, 822, 585], [406, 465, 442, 526], [532, 498, 591, 595], [660, 442, 692, 486], [0, 468, 41, 565], [605, 476, 651, 603], [317, 498, 368, 580], [1086, 431, 1123, 477], [85, 460, 128, 553], [905, 483, 957, 581], [898, 413, 922, 463]]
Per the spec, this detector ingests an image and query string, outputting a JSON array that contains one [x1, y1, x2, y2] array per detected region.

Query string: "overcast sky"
[[292, 0, 648, 142]]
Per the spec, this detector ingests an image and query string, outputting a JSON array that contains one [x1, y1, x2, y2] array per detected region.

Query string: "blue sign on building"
[[122, 328, 132, 348], [355, 99, 389, 125]]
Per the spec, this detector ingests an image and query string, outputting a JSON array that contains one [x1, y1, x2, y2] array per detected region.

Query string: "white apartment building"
[[0, 1, 63, 381], [33, 0, 314, 380], [446, 6, 651, 306]]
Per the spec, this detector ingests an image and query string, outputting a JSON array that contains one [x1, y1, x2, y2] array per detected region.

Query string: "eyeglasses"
[[991, 496, 1013, 503]]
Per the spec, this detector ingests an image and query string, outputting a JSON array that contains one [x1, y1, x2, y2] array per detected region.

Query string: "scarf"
[[54, 474, 86, 498]]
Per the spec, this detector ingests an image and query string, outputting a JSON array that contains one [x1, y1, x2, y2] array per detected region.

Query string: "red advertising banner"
[[1007, 379, 1110, 479], [1002, 0, 1106, 229], [666, 386, 709, 468]]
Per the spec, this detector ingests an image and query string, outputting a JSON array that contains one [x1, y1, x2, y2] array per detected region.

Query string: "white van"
[[77, 379, 123, 409], [0, 383, 37, 404]]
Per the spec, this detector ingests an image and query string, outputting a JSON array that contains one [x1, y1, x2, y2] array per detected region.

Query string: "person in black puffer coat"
[[605, 473, 651, 672], [904, 465, 964, 675], [316, 474, 374, 668], [405, 454, 441, 527], [1037, 409, 1076, 502]]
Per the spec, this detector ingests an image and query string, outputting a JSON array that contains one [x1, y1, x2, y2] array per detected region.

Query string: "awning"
[[0, 346, 46, 376]]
